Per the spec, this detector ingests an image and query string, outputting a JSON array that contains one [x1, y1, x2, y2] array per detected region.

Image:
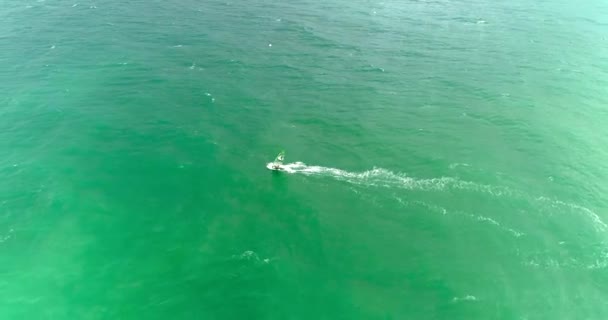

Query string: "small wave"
[[522, 244, 608, 270], [235, 250, 258, 260], [452, 295, 477, 302], [505, 227, 524, 238], [411, 200, 448, 215], [587, 259, 608, 270], [203, 92, 215, 102], [536, 197, 608, 232], [414, 200, 523, 237], [448, 162, 470, 169], [470, 214, 524, 237], [232, 250, 270, 264], [473, 214, 500, 226], [0, 228, 14, 244], [586, 246, 608, 270]]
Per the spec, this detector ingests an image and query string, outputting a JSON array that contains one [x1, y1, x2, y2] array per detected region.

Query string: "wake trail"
[[272, 162, 462, 191], [269, 161, 608, 234]]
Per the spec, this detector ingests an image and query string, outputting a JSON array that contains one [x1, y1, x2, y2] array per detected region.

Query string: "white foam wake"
[[269, 162, 607, 236], [268, 161, 457, 191]]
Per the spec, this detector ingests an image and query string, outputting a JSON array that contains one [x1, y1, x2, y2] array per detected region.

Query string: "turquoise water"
[[2, 0, 608, 318]]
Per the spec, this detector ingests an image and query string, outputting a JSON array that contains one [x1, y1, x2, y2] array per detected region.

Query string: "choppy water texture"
[[2, 0, 608, 318]]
